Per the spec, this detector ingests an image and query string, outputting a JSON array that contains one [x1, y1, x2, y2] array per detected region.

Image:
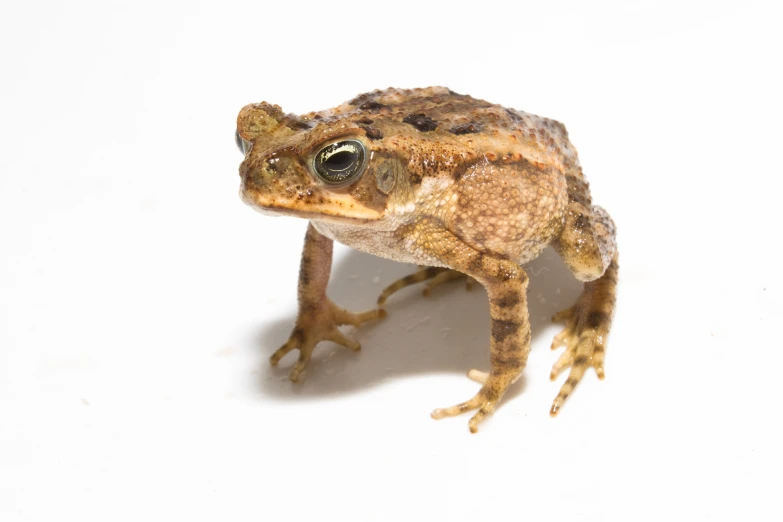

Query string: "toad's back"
[[305, 86, 582, 176]]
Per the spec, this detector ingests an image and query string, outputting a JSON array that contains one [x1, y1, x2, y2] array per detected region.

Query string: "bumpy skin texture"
[[237, 87, 618, 432]]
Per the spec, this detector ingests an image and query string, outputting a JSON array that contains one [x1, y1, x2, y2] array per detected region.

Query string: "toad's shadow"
[[254, 247, 582, 402]]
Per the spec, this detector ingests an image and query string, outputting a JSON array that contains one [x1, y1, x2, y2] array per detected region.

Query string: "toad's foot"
[[431, 371, 519, 433], [271, 301, 385, 382], [377, 267, 475, 306], [548, 258, 617, 416]]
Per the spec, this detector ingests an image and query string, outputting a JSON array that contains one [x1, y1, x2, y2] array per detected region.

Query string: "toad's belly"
[[311, 220, 448, 267], [311, 213, 558, 269]]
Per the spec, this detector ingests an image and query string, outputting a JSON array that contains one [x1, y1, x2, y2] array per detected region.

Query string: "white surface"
[[1, 1, 782, 520]]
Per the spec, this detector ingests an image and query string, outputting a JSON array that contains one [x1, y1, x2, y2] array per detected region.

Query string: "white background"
[[1, 1, 781, 520]]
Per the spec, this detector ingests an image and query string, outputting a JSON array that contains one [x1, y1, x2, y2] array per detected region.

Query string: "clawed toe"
[[323, 327, 362, 351], [552, 306, 575, 323], [431, 394, 498, 434], [270, 301, 384, 382], [467, 369, 489, 384], [431, 400, 478, 419], [270, 337, 299, 367], [430, 371, 516, 433], [548, 306, 609, 416]]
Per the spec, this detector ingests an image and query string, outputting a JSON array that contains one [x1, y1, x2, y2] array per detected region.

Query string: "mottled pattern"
[[236, 87, 619, 432]]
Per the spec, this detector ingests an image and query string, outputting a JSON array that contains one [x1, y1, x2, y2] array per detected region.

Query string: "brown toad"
[[235, 87, 618, 433]]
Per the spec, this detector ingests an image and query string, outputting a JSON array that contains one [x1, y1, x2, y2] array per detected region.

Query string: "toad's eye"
[[235, 130, 252, 155], [312, 140, 367, 185]]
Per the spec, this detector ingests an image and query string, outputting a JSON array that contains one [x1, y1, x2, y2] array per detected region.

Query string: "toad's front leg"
[[431, 254, 530, 433], [270, 223, 385, 382], [549, 253, 618, 415]]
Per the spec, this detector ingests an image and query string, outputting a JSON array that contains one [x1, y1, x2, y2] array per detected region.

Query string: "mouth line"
[[241, 193, 380, 224], [256, 205, 374, 222]]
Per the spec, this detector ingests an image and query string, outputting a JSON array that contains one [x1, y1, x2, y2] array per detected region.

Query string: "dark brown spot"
[[472, 231, 487, 244], [573, 355, 589, 367], [423, 267, 443, 278], [483, 388, 501, 402], [349, 93, 371, 105], [286, 119, 312, 131], [403, 113, 438, 132], [495, 291, 521, 308], [467, 253, 484, 274], [491, 319, 520, 342], [291, 328, 304, 342], [299, 256, 312, 285], [409, 173, 422, 185], [364, 127, 383, 140], [504, 108, 523, 123], [450, 123, 482, 135], [586, 311, 609, 328], [355, 117, 374, 124], [494, 354, 524, 370], [573, 213, 589, 229], [299, 301, 317, 315], [359, 101, 386, 111], [568, 191, 589, 206], [451, 161, 478, 183]]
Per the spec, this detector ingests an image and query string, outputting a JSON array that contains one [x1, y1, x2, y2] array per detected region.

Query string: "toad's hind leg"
[[377, 267, 475, 306], [550, 170, 619, 416]]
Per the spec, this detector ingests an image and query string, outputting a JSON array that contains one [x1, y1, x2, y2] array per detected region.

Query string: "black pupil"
[[323, 150, 357, 172], [315, 140, 365, 183]]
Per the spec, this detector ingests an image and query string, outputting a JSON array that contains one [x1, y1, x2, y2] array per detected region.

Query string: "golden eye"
[[312, 140, 367, 185]]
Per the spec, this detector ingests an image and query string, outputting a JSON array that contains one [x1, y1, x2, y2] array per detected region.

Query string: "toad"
[[236, 87, 618, 432]]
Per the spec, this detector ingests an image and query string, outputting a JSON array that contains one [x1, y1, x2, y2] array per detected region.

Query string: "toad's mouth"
[[240, 189, 383, 223]]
